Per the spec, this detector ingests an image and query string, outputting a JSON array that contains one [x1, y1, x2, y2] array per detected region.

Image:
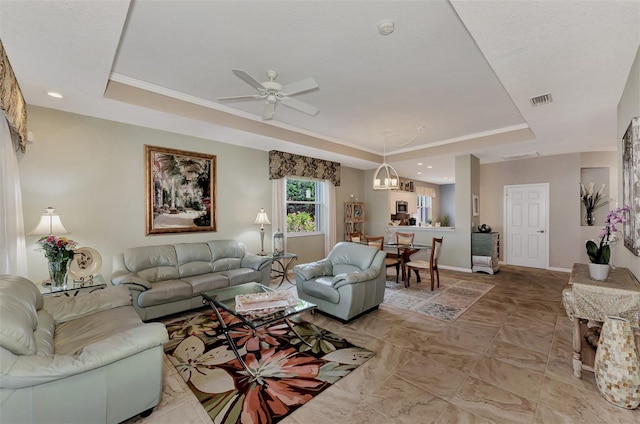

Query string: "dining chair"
[[386, 232, 415, 282], [405, 237, 443, 290], [348, 232, 362, 242], [364, 235, 401, 284]]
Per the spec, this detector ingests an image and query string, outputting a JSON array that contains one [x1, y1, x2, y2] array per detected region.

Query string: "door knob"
[[537, 230, 545, 233]]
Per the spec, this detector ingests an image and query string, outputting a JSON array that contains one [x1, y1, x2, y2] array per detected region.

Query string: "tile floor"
[[127, 265, 640, 423]]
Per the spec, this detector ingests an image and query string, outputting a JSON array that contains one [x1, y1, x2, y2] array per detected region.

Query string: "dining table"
[[378, 241, 432, 282]]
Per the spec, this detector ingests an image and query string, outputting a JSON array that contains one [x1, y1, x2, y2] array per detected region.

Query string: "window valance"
[[416, 186, 436, 197], [0, 39, 27, 153], [269, 150, 341, 186]]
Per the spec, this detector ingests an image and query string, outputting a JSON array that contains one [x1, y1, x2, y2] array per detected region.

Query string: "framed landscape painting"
[[622, 117, 640, 256], [145, 145, 216, 235]]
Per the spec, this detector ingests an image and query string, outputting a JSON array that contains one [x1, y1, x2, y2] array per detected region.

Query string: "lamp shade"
[[28, 207, 69, 235], [254, 208, 271, 226]]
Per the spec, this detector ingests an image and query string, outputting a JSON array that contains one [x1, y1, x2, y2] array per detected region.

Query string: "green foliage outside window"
[[286, 178, 320, 233]]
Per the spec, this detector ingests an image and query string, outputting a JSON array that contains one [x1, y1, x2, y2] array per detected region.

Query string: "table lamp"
[[254, 208, 270, 256], [28, 207, 69, 236]]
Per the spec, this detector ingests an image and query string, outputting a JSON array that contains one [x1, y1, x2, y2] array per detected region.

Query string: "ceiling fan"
[[217, 69, 319, 120]]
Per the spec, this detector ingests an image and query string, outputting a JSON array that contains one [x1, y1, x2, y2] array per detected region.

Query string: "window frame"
[[284, 176, 324, 237]]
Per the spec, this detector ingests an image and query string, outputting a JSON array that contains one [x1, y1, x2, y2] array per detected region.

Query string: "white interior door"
[[504, 184, 549, 269]]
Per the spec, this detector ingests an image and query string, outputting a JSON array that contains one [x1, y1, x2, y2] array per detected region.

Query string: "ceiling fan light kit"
[[217, 69, 319, 120]]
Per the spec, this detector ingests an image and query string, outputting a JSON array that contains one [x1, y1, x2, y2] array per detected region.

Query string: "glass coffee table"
[[201, 282, 316, 377]]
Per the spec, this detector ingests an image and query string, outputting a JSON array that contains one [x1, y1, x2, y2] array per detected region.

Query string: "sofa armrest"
[[294, 260, 333, 281], [111, 271, 151, 291], [241, 252, 272, 271], [0, 323, 168, 389], [43, 285, 132, 324], [332, 268, 379, 289]]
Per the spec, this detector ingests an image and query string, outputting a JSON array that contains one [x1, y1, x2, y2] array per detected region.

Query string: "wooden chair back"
[[396, 232, 415, 245], [364, 235, 384, 250], [430, 237, 443, 268]]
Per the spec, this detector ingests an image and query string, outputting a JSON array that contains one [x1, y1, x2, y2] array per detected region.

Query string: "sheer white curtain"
[[271, 178, 286, 251], [323, 180, 336, 255], [0, 115, 28, 276]]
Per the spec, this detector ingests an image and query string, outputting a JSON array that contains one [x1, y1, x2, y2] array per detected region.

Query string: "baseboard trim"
[[439, 265, 472, 273], [547, 267, 572, 273]]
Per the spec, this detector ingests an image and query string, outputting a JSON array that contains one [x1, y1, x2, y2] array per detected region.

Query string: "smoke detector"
[[378, 20, 395, 35]]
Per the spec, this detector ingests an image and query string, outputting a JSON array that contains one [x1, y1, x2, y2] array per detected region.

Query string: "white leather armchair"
[[294, 242, 386, 322]]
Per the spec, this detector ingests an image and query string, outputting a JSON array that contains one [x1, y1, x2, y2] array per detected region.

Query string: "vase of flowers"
[[37, 235, 77, 290], [585, 205, 629, 281], [580, 182, 608, 226]]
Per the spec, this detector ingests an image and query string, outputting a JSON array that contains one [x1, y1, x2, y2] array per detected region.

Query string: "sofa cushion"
[[328, 242, 378, 271], [175, 243, 213, 278], [0, 276, 42, 355], [221, 268, 264, 286], [54, 306, 143, 356], [124, 245, 179, 282], [208, 240, 246, 272], [136, 279, 193, 308], [34, 309, 55, 356], [181, 273, 229, 293], [303, 277, 340, 304]]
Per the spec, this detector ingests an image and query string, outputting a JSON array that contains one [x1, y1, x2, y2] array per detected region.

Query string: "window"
[[285, 177, 324, 234], [417, 195, 432, 223]]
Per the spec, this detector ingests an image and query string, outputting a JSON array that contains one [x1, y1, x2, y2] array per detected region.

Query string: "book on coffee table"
[[235, 291, 296, 315]]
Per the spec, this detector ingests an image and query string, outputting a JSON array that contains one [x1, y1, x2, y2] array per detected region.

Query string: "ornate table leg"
[[572, 318, 582, 378]]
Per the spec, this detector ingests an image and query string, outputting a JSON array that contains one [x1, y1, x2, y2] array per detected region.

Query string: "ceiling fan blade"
[[280, 96, 319, 116], [279, 77, 318, 96], [231, 69, 266, 91], [216, 94, 264, 101], [262, 102, 276, 120]]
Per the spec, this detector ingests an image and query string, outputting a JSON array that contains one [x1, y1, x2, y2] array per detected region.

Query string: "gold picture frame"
[[145, 145, 217, 235]]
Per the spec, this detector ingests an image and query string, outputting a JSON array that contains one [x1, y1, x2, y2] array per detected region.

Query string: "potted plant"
[[580, 182, 608, 226], [585, 205, 629, 280]]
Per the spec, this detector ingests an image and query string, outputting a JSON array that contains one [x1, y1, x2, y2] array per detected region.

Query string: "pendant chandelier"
[[372, 126, 424, 190]]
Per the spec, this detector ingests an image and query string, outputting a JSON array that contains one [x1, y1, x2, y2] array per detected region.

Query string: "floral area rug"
[[160, 309, 374, 424], [383, 277, 494, 322]]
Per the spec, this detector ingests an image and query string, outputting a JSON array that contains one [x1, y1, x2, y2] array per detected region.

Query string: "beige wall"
[[616, 45, 640, 278], [480, 152, 620, 270], [20, 106, 273, 282]]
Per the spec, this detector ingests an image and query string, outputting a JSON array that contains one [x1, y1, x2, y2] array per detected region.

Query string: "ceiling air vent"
[[501, 151, 540, 161], [530, 93, 552, 107]]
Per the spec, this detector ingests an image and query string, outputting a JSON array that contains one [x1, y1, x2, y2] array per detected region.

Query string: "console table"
[[562, 263, 640, 378]]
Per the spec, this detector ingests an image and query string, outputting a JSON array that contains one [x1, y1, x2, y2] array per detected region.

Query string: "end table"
[[268, 252, 298, 287]]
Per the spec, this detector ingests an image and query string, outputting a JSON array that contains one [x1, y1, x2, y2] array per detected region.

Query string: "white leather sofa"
[[0, 274, 169, 424], [111, 240, 272, 320]]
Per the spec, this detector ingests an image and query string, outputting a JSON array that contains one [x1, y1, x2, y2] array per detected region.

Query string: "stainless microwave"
[[396, 201, 408, 214]]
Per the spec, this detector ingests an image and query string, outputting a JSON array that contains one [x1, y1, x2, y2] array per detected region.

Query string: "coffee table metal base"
[[201, 286, 314, 378]]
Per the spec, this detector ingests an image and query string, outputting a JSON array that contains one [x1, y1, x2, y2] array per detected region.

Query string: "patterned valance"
[[269, 150, 341, 186], [0, 39, 27, 152]]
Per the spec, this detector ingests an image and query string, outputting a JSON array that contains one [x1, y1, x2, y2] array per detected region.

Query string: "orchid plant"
[[585, 205, 630, 264]]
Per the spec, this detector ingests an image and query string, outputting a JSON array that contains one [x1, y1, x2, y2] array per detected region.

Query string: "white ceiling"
[[1, 1, 639, 184]]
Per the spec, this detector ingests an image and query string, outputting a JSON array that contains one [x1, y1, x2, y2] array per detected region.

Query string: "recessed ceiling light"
[[417, 162, 423, 166], [417, 172, 422, 175], [47, 91, 63, 99], [427, 165, 433, 169]]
